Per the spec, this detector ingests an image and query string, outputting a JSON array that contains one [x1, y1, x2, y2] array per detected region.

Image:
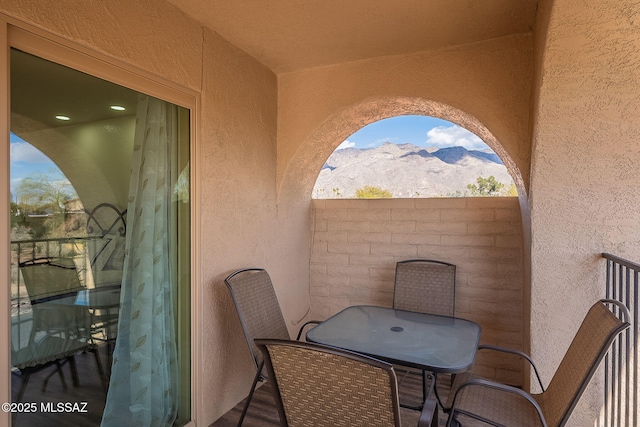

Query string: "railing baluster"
[[634, 270, 638, 427], [626, 266, 631, 427], [606, 257, 612, 427], [602, 253, 640, 427], [618, 264, 624, 427]]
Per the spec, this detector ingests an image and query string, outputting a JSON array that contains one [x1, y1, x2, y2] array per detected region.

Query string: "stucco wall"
[[311, 197, 525, 385], [531, 0, 640, 425], [198, 28, 310, 424], [0, 0, 203, 92]]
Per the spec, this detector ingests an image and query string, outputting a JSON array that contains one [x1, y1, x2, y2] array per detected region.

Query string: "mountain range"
[[313, 142, 514, 198]]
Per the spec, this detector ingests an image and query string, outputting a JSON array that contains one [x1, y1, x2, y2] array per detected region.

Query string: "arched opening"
[[279, 96, 530, 390], [279, 96, 526, 203], [10, 134, 83, 239]]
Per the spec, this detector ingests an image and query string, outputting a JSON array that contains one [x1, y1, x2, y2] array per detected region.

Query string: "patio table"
[[306, 305, 481, 426]]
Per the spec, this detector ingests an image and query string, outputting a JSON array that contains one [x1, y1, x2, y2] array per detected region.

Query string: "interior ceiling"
[[167, 0, 538, 73], [11, 49, 138, 132]]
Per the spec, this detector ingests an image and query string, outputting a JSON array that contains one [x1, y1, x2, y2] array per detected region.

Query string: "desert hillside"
[[312, 142, 514, 198]]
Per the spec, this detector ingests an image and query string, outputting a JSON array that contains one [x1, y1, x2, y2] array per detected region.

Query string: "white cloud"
[[10, 142, 51, 163], [425, 125, 489, 151], [336, 139, 356, 150]]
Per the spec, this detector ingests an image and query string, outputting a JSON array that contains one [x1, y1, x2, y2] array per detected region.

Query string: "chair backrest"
[[256, 339, 401, 427], [393, 259, 456, 317], [537, 299, 630, 427], [14, 257, 93, 368], [19, 257, 90, 337], [225, 268, 290, 371], [19, 258, 85, 304]]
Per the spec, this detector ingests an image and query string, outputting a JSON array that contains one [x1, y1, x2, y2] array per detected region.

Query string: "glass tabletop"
[[306, 305, 481, 373]]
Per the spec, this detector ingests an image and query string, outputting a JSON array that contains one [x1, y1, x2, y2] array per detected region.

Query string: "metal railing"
[[602, 253, 639, 427]]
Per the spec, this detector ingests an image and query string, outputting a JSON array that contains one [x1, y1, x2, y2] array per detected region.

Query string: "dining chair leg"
[[42, 359, 69, 392], [236, 361, 264, 427], [92, 347, 108, 391]]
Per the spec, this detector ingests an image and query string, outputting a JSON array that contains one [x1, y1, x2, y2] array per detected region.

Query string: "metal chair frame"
[[225, 268, 320, 427], [446, 299, 631, 427]]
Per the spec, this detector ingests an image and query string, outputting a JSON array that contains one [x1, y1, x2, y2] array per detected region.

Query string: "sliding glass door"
[[9, 47, 191, 426]]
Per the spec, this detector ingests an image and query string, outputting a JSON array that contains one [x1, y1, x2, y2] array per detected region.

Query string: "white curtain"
[[102, 95, 179, 426]]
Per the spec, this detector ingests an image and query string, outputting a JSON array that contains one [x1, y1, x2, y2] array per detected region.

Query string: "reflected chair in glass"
[[445, 299, 630, 427], [256, 339, 437, 427], [224, 268, 320, 427], [13, 258, 107, 404], [393, 259, 456, 408]]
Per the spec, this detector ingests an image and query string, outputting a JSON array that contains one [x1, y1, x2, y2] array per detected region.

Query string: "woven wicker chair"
[[225, 268, 320, 427], [445, 299, 631, 427], [393, 259, 456, 409], [393, 259, 456, 317], [256, 339, 437, 427]]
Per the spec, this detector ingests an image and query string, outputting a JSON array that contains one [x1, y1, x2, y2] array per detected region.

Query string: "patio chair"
[[255, 338, 437, 427], [393, 259, 456, 317], [393, 259, 456, 408], [225, 268, 320, 427], [445, 299, 631, 427], [13, 258, 106, 404]]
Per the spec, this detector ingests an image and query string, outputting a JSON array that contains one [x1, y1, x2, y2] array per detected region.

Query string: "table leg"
[[425, 372, 439, 427]]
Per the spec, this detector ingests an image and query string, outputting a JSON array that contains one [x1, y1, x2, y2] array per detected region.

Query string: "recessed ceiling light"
[[55, 115, 71, 121], [110, 105, 126, 111]]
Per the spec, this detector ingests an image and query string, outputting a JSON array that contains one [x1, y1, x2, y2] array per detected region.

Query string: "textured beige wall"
[[198, 28, 312, 424], [311, 197, 525, 385], [531, 0, 640, 425], [0, 0, 203, 92]]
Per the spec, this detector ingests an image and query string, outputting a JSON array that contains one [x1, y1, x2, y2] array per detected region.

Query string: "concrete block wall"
[[310, 197, 525, 385]]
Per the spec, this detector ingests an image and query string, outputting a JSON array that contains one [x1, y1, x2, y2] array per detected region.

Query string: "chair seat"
[[12, 335, 93, 369], [447, 373, 544, 427]]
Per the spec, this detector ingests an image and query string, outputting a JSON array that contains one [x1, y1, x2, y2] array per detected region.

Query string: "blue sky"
[[10, 132, 61, 199], [336, 115, 491, 151]]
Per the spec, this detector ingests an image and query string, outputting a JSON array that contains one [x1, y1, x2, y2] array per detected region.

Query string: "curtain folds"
[[101, 95, 179, 427]]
